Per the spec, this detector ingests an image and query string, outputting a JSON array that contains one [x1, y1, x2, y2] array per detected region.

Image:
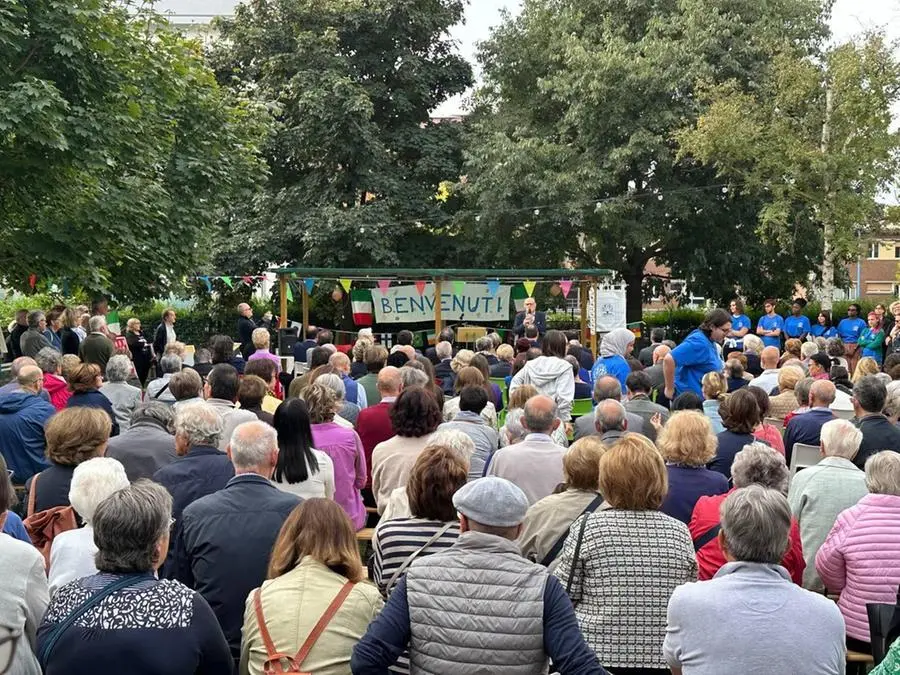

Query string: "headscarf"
[[600, 328, 635, 358]]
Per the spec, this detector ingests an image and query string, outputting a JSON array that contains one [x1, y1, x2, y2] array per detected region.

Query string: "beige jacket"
[[371, 433, 434, 512], [517, 489, 605, 571], [240, 557, 383, 675]]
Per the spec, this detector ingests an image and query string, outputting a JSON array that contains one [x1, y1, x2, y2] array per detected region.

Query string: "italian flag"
[[351, 290, 373, 326], [511, 284, 528, 313]]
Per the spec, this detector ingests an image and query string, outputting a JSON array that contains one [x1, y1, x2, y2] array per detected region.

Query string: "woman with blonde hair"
[[60, 306, 82, 355], [700, 371, 727, 433], [247, 328, 281, 373], [350, 338, 372, 380], [240, 499, 382, 675], [657, 411, 729, 523], [851, 356, 880, 384], [767, 365, 805, 420], [554, 434, 696, 673]]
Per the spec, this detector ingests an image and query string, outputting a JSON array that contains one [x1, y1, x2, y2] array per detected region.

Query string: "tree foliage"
[[0, 0, 268, 301], [209, 0, 473, 273], [678, 32, 900, 308], [459, 0, 831, 319]]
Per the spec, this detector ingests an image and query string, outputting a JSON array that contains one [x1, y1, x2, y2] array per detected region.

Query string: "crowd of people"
[[1, 295, 900, 674]]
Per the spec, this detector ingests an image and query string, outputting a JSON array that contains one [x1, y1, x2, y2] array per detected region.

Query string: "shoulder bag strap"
[[541, 495, 604, 567], [26, 472, 38, 518], [385, 522, 454, 596], [253, 589, 293, 673], [294, 581, 356, 666], [565, 512, 591, 597], [39, 575, 142, 665], [152, 382, 170, 399], [693, 523, 722, 552]]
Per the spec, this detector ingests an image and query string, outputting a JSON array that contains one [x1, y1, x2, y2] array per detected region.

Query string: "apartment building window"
[[869, 242, 880, 259], [894, 245, 900, 259], [866, 281, 894, 295]]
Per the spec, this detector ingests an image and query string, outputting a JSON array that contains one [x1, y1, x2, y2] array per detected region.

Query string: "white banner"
[[589, 285, 627, 333], [372, 283, 511, 324]]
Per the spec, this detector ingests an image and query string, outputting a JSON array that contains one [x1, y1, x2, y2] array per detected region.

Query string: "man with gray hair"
[[330, 350, 367, 408], [0, 356, 49, 401], [852, 374, 900, 469], [33, 347, 68, 409], [178, 421, 300, 663], [783, 379, 836, 466], [19, 310, 51, 358], [573, 375, 645, 441], [434, 340, 455, 394], [146, 353, 182, 404], [99, 353, 142, 431], [154, 401, 233, 578], [0, 363, 55, 482], [475, 335, 498, 366], [487, 395, 567, 504], [78, 315, 114, 375], [203, 364, 256, 451], [788, 419, 868, 591], [665, 485, 846, 674], [106, 402, 178, 481], [352, 476, 606, 674], [593, 399, 628, 445]]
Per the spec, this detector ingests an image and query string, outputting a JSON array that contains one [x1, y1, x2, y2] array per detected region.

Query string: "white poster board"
[[589, 284, 627, 333]]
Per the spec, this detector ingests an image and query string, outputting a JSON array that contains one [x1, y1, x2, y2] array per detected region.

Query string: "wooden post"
[[301, 282, 309, 335], [279, 276, 288, 329], [580, 279, 590, 351], [434, 279, 443, 336], [589, 278, 598, 356]]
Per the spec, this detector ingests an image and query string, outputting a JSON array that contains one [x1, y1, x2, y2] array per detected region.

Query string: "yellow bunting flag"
[[523, 280, 536, 297], [340, 278, 352, 293]]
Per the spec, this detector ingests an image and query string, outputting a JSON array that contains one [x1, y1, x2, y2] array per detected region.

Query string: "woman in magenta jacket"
[[816, 451, 900, 654]]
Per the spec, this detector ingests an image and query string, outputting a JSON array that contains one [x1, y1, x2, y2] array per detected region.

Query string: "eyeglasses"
[[0, 625, 22, 674], [169, 517, 176, 530]]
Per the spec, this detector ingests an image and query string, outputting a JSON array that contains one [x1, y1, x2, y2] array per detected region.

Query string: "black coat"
[[854, 414, 900, 470], [152, 322, 168, 359], [237, 316, 258, 360], [60, 327, 81, 356]]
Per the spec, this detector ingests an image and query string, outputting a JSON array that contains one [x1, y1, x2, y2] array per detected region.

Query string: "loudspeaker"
[[278, 327, 298, 356]]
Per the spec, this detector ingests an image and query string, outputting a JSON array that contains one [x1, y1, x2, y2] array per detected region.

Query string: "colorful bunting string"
[[304, 278, 315, 293], [221, 276, 234, 289], [415, 281, 427, 296], [340, 278, 353, 293], [452, 280, 466, 296], [559, 279, 573, 298], [486, 279, 500, 297], [523, 280, 536, 297], [377, 279, 391, 292]]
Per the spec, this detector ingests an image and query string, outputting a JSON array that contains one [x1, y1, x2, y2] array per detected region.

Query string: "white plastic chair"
[[790, 443, 822, 477]]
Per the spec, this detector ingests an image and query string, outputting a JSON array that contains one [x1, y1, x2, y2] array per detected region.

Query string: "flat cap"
[[452, 477, 529, 528]]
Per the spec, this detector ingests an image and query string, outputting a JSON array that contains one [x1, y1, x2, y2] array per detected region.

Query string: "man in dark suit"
[[512, 297, 547, 338], [783, 380, 836, 465], [852, 375, 900, 469], [292, 324, 318, 363], [236, 302, 258, 360], [433, 340, 456, 395], [425, 328, 455, 364], [637, 328, 665, 367], [176, 420, 300, 664], [573, 376, 646, 441]]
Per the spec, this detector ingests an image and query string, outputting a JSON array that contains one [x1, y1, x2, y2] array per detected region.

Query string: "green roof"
[[269, 267, 612, 281]]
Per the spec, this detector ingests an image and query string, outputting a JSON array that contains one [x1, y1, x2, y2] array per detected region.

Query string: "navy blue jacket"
[[709, 431, 757, 482], [783, 408, 835, 466], [178, 474, 301, 660], [513, 311, 548, 337], [293, 338, 316, 363], [0, 390, 54, 483], [155, 445, 234, 577], [67, 389, 120, 437], [854, 414, 900, 470], [351, 575, 608, 675]]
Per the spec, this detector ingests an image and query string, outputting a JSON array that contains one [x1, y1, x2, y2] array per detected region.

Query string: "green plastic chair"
[[571, 398, 594, 419], [490, 377, 509, 408]]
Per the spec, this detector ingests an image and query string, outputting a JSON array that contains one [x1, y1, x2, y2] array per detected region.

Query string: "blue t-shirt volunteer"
[[671, 329, 723, 397], [811, 325, 837, 339], [725, 314, 751, 350], [757, 314, 784, 349], [783, 315, 811, 339], [837, 317, 866, 344], [591, 355, 630, 391]]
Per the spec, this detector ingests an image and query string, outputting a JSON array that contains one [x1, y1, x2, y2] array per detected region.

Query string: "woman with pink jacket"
[[816, 451, 900, 654]]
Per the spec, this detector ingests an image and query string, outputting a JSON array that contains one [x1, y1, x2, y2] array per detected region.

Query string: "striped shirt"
[[372, 517, 461, 598]]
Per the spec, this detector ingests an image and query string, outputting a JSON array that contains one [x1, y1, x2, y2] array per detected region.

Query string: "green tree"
[[460, 0, 829, 320], [678, 33, 900, 310], [208, 0, 473, 273], [0, 0, 268, 301]]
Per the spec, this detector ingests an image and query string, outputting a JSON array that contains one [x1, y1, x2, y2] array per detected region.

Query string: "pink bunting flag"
[[415, 281, 427, 296], [559, 279, 573, 298], [378, 279, 391, 292]]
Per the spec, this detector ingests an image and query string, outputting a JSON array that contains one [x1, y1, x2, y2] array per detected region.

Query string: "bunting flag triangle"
[[242, 275, 254, 285], [377, 279, 391, 292], [486, 279, 500, 297], [200, 275, 212, 293], [340, 278, 353, 293], [452, 280, 465, 296], [559, 279, 573, 298], [285, 282, 294, 303], [511, 284, 528, 312], [28, 274, 36, 289], [221, 276, 234, 289], [303, 277, 315, 293], [415, 281, 427, 296], [523, 280, 537, 297]]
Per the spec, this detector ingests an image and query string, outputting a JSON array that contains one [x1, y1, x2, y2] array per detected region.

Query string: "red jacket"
[[689, 488, 805, 584], [42, 373, 71, 411], [355, 400, 395, 487]]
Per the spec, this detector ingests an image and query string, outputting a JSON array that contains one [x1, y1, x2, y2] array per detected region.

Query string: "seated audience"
[[66, 362, 119, 436], [671, 391, 703, 411], [816, 451, 900, 655], [691, 443, 805, 584], [243, 359, 282, 415], [746, 385, 786, 455], [436, 385, 499, 480], [852, 375, 900, 469], [624, 370, 668, 439], [169, 368, 204, 410], [146, 353, 182, 404], [808, 352, 832, 380], [658, 411, 729, 524], [246, 328, 281, 374], [350, 337, 372, 380], [486, 395, 568, 504], [35, 347, 70, 411], [272, 398, 334, 500], [574, 375, 645, 442], [443, 366, 498, 428], [99, 354, 142, 431], [664, 485, 846, 674], [330, 352, 366, 409], [767, 366, 805, 421], [305, 383, 366, 529], [238, 375, 274, 425], [468, 353, 502, 412], [25, 407, 110, 515], [741, 334, 764, 377], [48, 457, 129, 594], [490, 343, 515, 378], [748, 346, 781, 393], [510, 330, 576, 423], [0, 364, 55, 483], [356, 367, 401, 498], [567, 355, 593, 400], [782, 380, 836, 465], [105, 402, 177, 481], [518, 437, 606, 570], [372, 387, 441, 512], [852, 356, 880, 384], [592, 399, 629, 445], [240, 499, 383, 675], [352, 477, 606, 675], [781, 376, 814, 427], [700, 371, 727, 433], [788, 419, 868, 592], [554, 434, 696, 673], [203, 364, 257, 451], [504, 384, 570, 448], [37, 480, 231, 674], [177, 421, 300, 663], [210, 333, 246, 375], [710, 388, 762, 481]]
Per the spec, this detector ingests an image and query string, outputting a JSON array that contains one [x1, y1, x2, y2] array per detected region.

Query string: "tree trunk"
[[820, 85, 834, 311], [623, 266, 645, 325]]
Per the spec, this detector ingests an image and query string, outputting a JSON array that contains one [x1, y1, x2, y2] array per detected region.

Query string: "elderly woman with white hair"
[[145, 353, 182, 404], [787, 419, 869, 591], [817, 451, 900, 654], [35, 347, 71, 410], [246, 327, 281, 373], [316, 372, 359, 427], [47, 457, 130, 594], [691, 443, 806, 584], [741, 333, 764, 376], [100, 354, 142, 432]]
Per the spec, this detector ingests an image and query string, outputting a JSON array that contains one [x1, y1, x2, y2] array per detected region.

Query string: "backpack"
[[253, 580, 355, 674], [23, 473, 78, 568]]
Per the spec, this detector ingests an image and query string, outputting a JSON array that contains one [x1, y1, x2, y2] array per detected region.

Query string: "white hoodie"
[[509, 355, 576, 421]]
